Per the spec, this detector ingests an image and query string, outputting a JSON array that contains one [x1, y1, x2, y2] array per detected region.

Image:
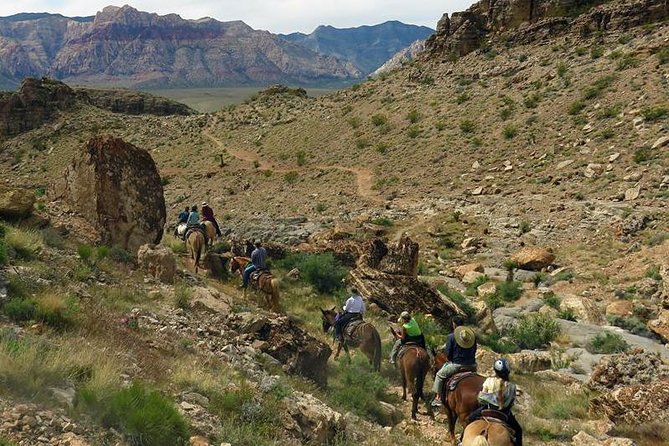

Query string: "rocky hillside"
[[281, 21, 434, 75], [0, 0, 668, 445], [0, 5, 362, 88]]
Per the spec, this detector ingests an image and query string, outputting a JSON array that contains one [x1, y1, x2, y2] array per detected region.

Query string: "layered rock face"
[[53, 136, 166, 254], [425, 0, 669, 57], [74, 88, 194, 116], [349, 235, 462, 326], [0, 6, 363, 88], [0, 77, 75, 136]]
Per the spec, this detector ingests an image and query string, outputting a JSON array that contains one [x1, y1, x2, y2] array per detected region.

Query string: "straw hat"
[[454, 326, 475, 348]]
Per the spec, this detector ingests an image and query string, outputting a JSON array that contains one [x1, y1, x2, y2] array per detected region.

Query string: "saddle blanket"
[[343, 319, 364, 340], [447, 369, 478, 391]]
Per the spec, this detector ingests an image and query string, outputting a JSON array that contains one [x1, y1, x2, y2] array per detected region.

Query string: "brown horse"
[[202, 221, 217, 247], [398, 345, 435, 420], [433, 349, 486, 446], [186, 229, 205, 273], [320, 308, 382, 372], [462, 419, 514, 446], [230, 256, 280, 312]]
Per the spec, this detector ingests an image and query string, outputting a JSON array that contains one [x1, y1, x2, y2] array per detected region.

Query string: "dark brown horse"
[[398, 345, 435, 420], [433, 349, 486, 446], [230, 256, 280, 312], [321, 308, 382, 371]]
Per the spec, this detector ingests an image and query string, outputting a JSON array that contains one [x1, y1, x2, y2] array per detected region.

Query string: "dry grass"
[[5, 226, 45, 260]]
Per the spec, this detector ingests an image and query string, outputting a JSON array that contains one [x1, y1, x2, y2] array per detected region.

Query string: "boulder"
[[350, 237, 463, 327], [477, 281, 497, 297], [137, 244, 176, 284], [508, 350, 553, 373], [462, 271, 486, 284], [624, 186, 640, 201], [590, 381, 669, 425], [587, 350, 669, 391], [651, 135, 669, 150], [605, 300, 634, 318], [52, 136, 166, 254], [647, 309, 669, 343], [454, 263, 484, 279], [571, 431, 636, 446], [202, 252, 229, 280], [283, 392, 346, 443], [561, 294, 604, 324], [510, 247, 555, 271], [189, 437, 209, 446], [190, 287, 232, 315], [226, 313, 331, 386], [0, 185, 35, 219]]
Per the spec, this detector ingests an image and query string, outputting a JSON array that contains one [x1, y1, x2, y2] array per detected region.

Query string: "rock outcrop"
[[425, 0, 669, 58], [587, 350, 669, 391], [372, 39, 426, 76], [283, 392, 346, 443], [52, 136, 166, 254], [137, 244, 176, 284], [0, 185, 35, 219], [0, 77, 75, 137], [75, 88, 195, 116], [590, 380, 669, 424], [647, 309, 669, 343], [349, 236, 463, 326]]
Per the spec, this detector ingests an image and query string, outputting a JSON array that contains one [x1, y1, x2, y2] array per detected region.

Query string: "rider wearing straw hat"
[[432, 315, 477, 407]]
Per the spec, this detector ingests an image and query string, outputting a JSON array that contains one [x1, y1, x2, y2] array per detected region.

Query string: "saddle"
[[185, 226, 207, 243], [480, 409, 516, 442], [343, 318, 364, 342], [397, 342, 425, 361], [447, 367, 478, 391], [250, 269, 271, 284]]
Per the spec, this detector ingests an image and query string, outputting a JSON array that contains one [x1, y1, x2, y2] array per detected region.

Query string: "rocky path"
[[203, 130, 383, 203]]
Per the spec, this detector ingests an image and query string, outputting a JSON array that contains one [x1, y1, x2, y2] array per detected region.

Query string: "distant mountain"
[[372, 39, 426, 77], [281, 21, 434, 75], [0, 6, 363, 89]]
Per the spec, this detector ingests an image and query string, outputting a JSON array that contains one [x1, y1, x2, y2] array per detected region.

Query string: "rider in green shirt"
[[390, 311, 426, 365]]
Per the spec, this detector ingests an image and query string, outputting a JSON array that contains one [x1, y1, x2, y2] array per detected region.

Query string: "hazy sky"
[[0, 1, 476, 33]]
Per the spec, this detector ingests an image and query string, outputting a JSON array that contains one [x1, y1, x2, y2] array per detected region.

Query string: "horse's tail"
[[372, 327, 382, 372], [414, 350, 429, 400], [471, 436, 489, 446], [270, 278, 280, 311]]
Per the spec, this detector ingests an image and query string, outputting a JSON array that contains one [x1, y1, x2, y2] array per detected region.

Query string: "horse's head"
[[230, 257, 242, 275], [320, 306, 337, 333]]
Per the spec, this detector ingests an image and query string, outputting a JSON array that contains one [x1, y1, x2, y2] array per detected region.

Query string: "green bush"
[[588, 332, 629, 354], [283, 171, 299, 185], [496, 281, 523, 302], [371, 114, 388, 126], [607, 315, 654, 338], [371, 216, 394, 227], [478, 333, 518, 354], [553, 270, 575, 282], [414, 313, 447, 349], [505, 314, 560, 350], [465, 275, 489, 296], [502, 124, 518, 139], [407, 110, 420, 123], [81, 382, 189, 446], [557, 307, 577, 321], [0, 226, 6, 265], [109, 246, 135, 264], [460, 119, 476, 134], [436, 285, 477, 325], [296, 150, 306, 166], [568, 101, 586, 115], [96, 245, 110, 260], [641, 106, 668, 122], [657, 47, 669, 65], [35, 294, 78, 330], [3, 298, 36, 322], [633, 147, 655, 164], [645, 265, 661, 281], [174, 286, 191, 310], [456, 92, 470, 104], [5, 228, 44, 260], [277, 252, 347, 294], [542, 292, 560, 309], [407, 125, 421, 138], [77, 245, 93, 262]]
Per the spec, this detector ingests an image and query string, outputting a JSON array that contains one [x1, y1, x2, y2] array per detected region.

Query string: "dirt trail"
[[389, 384, 454, 444], [203, 131, 382, 203]]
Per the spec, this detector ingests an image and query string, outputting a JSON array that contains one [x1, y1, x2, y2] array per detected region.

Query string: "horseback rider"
[[334, 287, 365, 342], [201, 201, 222, 237], [389, 311, 426, 365], [187, 205, 200, 227], [432, 315, 477, 407], [178, 206, 189, 224], [467, 358, 523, 446], [242, 241, 268, 289]]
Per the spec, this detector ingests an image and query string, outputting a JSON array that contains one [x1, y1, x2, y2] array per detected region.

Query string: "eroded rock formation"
[[349, 235, 463, 326], [52, 136, 166, 254]]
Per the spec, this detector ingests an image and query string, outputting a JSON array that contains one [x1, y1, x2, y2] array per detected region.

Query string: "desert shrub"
[[647, 232, 669, 247], [407, 125, 421, 138], [460, 119, 476, 134], [315, 202, 327, 213], [174, 285, 191, 310], [607, 315, 654, 338], [556, 62, 568, 78], [164, 236, 187, 255], [531, 383, 590, 420], [478, 333, 518, 354], [81, 382, 189, 446], [641, 106, 668, 122], [330, 357, 396, 425], [96, 245, 109, 260], [375, 143, 389, 154], [5, 227, 44, 260], [505, 314, 560, 350], [283, 171, 299, 185], [598, 104, 621, 119], [295, 150, 306, 166], [633, 147, 655, 164], [77, 245, 93, 262], [456, 92, 470, 104], [277, 252, 347, 294], [583, 75, 616, 100], [657, 47, 669, 65], [616, 53, 639, 70], [371, 114, 388, 126], [568, 101, 586, 115], [109, 246, 134, 265], [435, 121, 446, 131], [407, 110, 420, 123], [35, 293, 78, 330], [502, 124, 517, 139], [645, 265, 661, 281], [436, 285, 477, 325], [414, 313, 447, 348], [3, 298, 36, 322], [346, 116, 361, 128], [495, 281, 523, 302], [371, 216, 393, 227], [588, 332, 629, 354], [355, 138, 370, 149], [553, 270, 575, 282], [542, 292, 560, 309], [557, 307, 577, 321], [523, 93, 541, 109]]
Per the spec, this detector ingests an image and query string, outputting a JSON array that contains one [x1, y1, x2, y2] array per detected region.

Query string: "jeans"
[[334, 312, 361, 341], [242, 264, 256, 288], [433, 362, 469, 396], [390, 335, 426, 363]]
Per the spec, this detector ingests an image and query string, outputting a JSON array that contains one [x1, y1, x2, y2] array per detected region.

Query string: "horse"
[[433, 349, 486, 446], [397, 344, 435, 420], [320, 307, 382, 372], [202, 221, 217, 247], [186, 229, 205, 273], [462, 418, 514, 446], [230, 256, 280, 312]]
